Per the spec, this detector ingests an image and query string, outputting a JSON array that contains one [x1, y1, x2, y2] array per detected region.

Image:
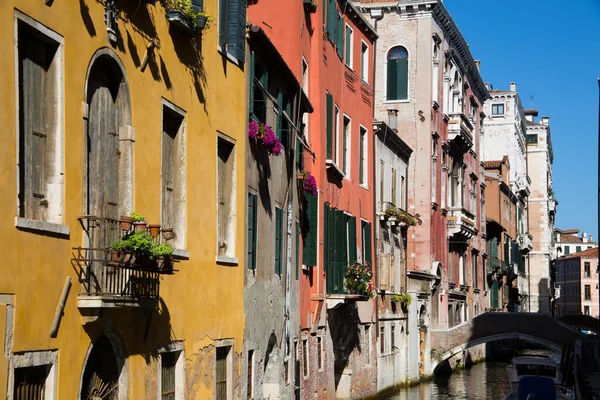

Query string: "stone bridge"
[[430, 312, 586, 372]]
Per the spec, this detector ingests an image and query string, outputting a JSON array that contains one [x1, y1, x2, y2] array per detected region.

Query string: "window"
[[470, 177, 476, 216], [387, 46, 409, 101], [400, 175, 406, 210], [16, 15, 64, 227], [432, 138, 438, 202], [335, 106, 340, 164], [160, 347, 184, 400], [360, 41, 369, 82], [432, 42, 439, 104], [162, 101, 187, 250], [217, 136, 237, 262], [275, 207, 283, 276], [585, 262, 591, 277], [302, 193, 318, 267], [10, 350, 57, 400], [325, 92, 334, 160], [317, 336, 323, 370], [391, 324, 395, 351], [361, 221, 372, 267], [379, 326, 385, 354], [342, 115, 351, 176], [472, 252, 478, 289], [250, 53, 267, 122], [301, 56, 308, 95], [564, 246, 570, 255], [218, 0, 246, 62], [576, 246, 581, 253], [359, 126, 367, 185], [585, 285, 591, 300], [391, 168, 397, 205], [247, 193, 258, 270], [247, 350, 254, 400], [345, 24, 353, 68], [364, 325, 371, 364], [584, 306, 590, 315], [336, 12, 344, 58], [379, 160, 384, 208], [215, 342, 232, 400], [302, 339, 309, 378], [492, 104, 504, 115]]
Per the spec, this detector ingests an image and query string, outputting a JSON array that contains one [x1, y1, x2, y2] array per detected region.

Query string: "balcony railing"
[[447, 113, 473, 152], [517, 233, 533, 253], [446, 207, 477, 239], [73, 216, 174, 308], [548, 198, 556, 215]]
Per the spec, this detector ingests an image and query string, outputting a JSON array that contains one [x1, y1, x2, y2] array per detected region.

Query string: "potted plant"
[[344, 262, 375, 298], [391, 292, 412, 312], [298, 171, 318, 195], [303, 0, 318, 13], [148, 224, 161, 238], [162, 227, 174, 241], [151, 243, 175, 273], [120, 215, 134, 232], [194, 12, 212, 31], [131, 212, 147, 232]]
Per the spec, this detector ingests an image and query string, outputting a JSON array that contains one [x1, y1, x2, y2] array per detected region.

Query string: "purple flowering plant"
[[248, 120, 283, 156], [303, 173, 318, 195]]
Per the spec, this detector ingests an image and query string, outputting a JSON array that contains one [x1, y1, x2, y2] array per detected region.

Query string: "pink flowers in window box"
[[298, 171, 318, 195], [249, 120, 283, 156]]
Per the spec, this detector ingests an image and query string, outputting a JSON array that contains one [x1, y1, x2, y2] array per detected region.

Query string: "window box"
[[166, 8, 194, 34]]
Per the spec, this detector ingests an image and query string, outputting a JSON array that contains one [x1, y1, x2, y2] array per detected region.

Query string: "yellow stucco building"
[[0, 0, 247, 398]]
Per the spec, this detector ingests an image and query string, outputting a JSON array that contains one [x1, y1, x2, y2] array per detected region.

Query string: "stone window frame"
[[161, 99, 188, 257], [214, 339, 234, 400], [358, 125, 369, 189], [8, 350, 58, 400], [360, 40, 369, 84], [216, 133, 238, 265], [301, 336, 309, 379], [14, 10, 68, 237], [384, 44, 410, 103], [157, 341, 185, 400]]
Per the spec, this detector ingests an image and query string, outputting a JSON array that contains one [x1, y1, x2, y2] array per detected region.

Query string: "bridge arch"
[[430, 312, 585, 373]]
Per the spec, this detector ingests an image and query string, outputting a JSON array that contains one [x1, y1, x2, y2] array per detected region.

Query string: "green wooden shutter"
[[345, 25, 351, 65], [490, 237, 497, 269], [218, 0, 228, 47], [327, 0, 335, 40], [326, 92, 333, 159], [348, 216, 357, 263], [576, 246, 581, 253], [491, 279, 499, 308], [295, 221, 300, 280], [249, 51, 255, 116], [275, 207, 283, 276], [247, 193, 257, 269], [227, 0, 246, 62], [504, 238, 510, 264], [276, 89, 283, 141], [336, 13, 344, 58], [397, 58, 408, 100], [302, 193, 318, 266], [363, 222, 372, 268], [324, 202, 331, 272], [387, 60, 398, 100]]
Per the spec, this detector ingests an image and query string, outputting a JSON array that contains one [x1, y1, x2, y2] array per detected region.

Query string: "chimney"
[[388, 109, 398, 131], [591, 235, 593, 242], [556, 232, 561, 242], [484, 82, 489, 90], [510, 82, 517, 92], [540, 116, 549, 125], [475, 60, 481, 71], [524, 109, 538, 122], [583, 232, 588, 243]]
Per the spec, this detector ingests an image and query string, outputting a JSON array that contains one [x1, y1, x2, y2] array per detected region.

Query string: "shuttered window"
[[362, 221, 372, 267], [336, 12, 344, 58], [247, 193, 258, 270], [348, 216, 357, 263], [14, 366, 49, 400], [327, 0, 336, 40], [325, 92, 333, 159], [218, 0, 246, 62], [275, 207, 283, 276], [302, 193, 318, 266], [491, 279, 499, 309], [387, 46, 408, 101], [359, 127, 366, 184], [342, 116, 350, 175], [161, 352, 178, 400], [345, 25, 353, 67], [216, 346, 229, 400], [217, 137, 236, 258], [18, 23, 60, 221]]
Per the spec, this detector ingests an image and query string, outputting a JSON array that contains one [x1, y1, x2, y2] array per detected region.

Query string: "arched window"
[[387, 46, 409, 100]]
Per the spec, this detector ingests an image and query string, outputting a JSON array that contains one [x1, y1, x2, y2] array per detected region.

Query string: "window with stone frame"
[[217, 135, 236, 261], [432, 138, 438, 203], [16, 15, 64, 226], [215, 342, 232, 400], [161, 101, 186, 250], [386, 46, 409, 101]]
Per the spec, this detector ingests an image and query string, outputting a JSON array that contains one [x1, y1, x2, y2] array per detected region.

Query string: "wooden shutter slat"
[[398, 59, 408, 100], [363, 222, 372, 268], [325, 93, 333, 159], [226, 0, 246, 61], [387, 60, 398, 100], [337, 13, 344, 58], [348, 216, 357, 263]]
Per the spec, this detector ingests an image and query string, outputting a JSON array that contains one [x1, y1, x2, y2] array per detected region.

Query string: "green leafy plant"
[[150, 243, 174, 259], [344, 262, 375, 298], [391, 293, 412, 306], [130, 212, 146, 222], [162, 0, 211, 29]]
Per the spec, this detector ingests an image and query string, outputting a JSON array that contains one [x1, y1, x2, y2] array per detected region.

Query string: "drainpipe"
[[597, 78, 599, 316], [372, 9, 381, 354], [50, 276, 71, 337]]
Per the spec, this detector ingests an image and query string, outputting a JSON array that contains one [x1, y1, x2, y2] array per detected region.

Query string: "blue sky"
[[445, 0, 600, 240]]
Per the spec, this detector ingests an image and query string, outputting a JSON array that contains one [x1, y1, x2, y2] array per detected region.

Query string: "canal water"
[[381, 360, 512, 400]]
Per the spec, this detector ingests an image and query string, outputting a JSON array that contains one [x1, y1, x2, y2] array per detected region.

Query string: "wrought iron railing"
[[72, 216, 166, 302]]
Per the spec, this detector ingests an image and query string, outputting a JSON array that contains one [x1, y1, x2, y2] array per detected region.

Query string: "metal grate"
[[161, 352, 178, 400], [14, 365, 48, 400]]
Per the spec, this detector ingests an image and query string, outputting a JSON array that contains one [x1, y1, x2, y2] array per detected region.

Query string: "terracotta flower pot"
[[133, 221, 147, 232], [162, 228, 174, 241], [120, 216, 134, 231], [111, 250, 122, 263], [148, 224, 161, 238]]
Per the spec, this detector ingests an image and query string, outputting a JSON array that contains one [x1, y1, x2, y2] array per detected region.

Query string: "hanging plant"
[[249, 120, 283, 156], [344, 262, 375, 298], [298, 171, 318, 195]]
